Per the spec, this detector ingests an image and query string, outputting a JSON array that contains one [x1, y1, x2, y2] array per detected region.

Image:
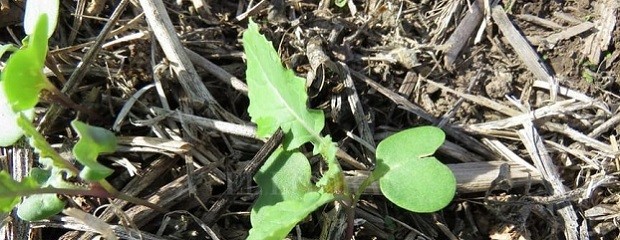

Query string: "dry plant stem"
[[581, 0, 617, 64], [528, 21, 594, 47], [482, 138, 538, 172], [31, 216, 167, 240], [44, 84, 98, 119], [350, 69, 496, 159], [153, 107, 367, 169], [347, 161, 541, 195], [340, 64, 376, 164], [424, 79, 616, 156], [67, 0, 87, 45], [515, 14, 563, 30], [202, 129, 284, 225], [185, 48, 249, 94], [63, 208, 117, 240], [139, 0, 218, 109], [153, 107, 257, 138], [518, 121, 579, 240], [75, 156, 177, 240], [234, 0, 269, 22], [491, 5, 559, 101], [39, 0, 131, 133], [116, 136, 190, 155], [97, 180, 166, 213], [124, 167, 213, 228], [1, 148, 37, 240], [442, 0, 483, 67]]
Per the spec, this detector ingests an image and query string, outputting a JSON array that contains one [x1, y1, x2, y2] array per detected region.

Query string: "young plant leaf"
[[0, 44, 18, 59], [243, 20, 325, 150], [0, 171, 38, 213], [252, 147, 315, 215], [1, 46, 49, 112], [247, 191, 335, 240], [27, 14, 50, 64], [71, 120, 117, 181], [335, 0, 347, 7], [0, 86, 34, 146], [315, 136, 344, 193], [16, 114, 75, 174], [24, 0, 59, 39], [374, 126, 456, 213], [2, 13, 52, 112], [17, 193, 65, 221]]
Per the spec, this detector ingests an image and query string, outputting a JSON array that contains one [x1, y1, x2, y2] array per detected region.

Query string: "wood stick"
[[139, 0, 217, 107]]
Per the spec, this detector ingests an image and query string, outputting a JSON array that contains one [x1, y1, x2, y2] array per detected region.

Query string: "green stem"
[[17, 113, 163, 212], [16, 113, 80, 174], [353, 172, 377, 202]]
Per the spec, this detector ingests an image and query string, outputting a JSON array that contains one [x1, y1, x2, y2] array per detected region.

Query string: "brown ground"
[[1, 0, 619, 239]]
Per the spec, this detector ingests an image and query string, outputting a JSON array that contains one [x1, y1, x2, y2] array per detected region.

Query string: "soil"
[[1, 0, 619, 239]]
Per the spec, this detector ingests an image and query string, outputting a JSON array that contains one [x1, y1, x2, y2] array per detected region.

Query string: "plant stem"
[[97, 180, 166, 212], [17, 114, 80, 174], [43, 80, 99, 118], [0, 187, 108, 199], [353, 172, 376, 202]]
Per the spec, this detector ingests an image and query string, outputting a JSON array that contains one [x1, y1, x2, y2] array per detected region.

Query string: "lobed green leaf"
[[243, 20, 325, 151], [71, 120, 117, 181], [247, 191, 335, 240], [375, 126, 456, 213]]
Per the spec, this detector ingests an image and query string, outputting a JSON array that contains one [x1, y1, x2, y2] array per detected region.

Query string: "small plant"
[[243, 20, 456, 239], [0, 0, 159, 221], [334, 0, 347, 7]]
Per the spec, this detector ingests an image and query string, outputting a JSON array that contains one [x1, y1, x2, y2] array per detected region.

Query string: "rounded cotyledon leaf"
[[375, 126, 456, 213], [17, 193, 65, 221]]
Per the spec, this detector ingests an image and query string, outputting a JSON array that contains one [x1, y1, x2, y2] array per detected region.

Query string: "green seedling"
[[335, 0, 347, 7], [0, 2, 161, 221], [243, 20, 456, 239], [71, 120, 117, 181], [373, 127, 456, 212]]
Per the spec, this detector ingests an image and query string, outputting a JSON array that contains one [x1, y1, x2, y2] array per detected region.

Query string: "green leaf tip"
[[243, 20, 325, 150], [375, 126, 456, 213], [71, 120, 117, 181], [335, 0, 347, 7]]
